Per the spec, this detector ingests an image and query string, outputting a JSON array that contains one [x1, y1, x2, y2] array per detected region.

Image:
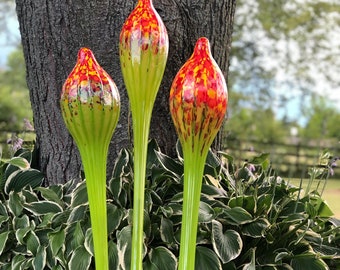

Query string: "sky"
[[0, 14, 20, 68]]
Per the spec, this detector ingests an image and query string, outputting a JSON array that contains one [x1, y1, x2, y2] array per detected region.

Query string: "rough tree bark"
[[15, 0, 236, 185]]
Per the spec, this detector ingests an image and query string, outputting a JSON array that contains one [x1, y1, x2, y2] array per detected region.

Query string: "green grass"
[[289, 178, 340, 218]]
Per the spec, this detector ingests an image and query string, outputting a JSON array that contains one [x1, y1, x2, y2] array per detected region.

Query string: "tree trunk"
[[15, 0, 236, 185]]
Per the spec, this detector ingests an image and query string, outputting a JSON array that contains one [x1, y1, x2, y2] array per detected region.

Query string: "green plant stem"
[[130, 107, 152, 270], [178, 146, 207, 270], [80, 143, 108, 270]]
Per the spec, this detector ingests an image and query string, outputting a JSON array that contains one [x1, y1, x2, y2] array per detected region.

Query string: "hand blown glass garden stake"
[[169, 37, 228, 270], [119, 0, 168, 269], [61, 48, 120, 270]]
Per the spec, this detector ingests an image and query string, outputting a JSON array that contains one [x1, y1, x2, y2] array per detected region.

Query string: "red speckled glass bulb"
[[170, 37, 228, 154], [61, 48, 120, 138], [120, 0, 168, 103]]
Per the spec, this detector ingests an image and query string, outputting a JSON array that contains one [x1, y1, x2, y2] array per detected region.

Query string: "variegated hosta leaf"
[[195, 246, 222, 270], [7, 157, 30, 170], [68, 246, 92, 270], [144, 247, 177, 270], [117, 225, 148, 270], [211, 220, 242, 264], [4, 168, 44, 195]]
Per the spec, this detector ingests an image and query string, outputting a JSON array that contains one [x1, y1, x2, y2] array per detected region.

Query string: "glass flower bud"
[[61, 47, 120, 270]]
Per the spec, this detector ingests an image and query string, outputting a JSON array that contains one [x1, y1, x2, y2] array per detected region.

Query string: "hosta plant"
[[0, 144, 339, 270]]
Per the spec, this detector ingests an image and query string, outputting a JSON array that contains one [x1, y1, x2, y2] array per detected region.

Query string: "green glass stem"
[[178, 145, 208, 270], [130, 106, 153, 270], [79, 143, 109, 270]]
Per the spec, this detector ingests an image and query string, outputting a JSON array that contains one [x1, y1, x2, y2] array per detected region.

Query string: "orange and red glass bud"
[[119, 0, 168, 105], [61, 47, 120, 142], [170, 37, 228, 153]]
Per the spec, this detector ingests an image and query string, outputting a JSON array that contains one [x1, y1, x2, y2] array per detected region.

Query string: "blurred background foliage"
[[0, 46, 32, 131], [227, 0, 340, 142]]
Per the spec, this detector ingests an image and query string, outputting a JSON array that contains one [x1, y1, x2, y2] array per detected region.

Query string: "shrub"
[[0, 141, 339, 269]]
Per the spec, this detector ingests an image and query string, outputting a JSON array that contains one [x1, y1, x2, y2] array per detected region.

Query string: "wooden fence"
[[223, 137, 340, 178]]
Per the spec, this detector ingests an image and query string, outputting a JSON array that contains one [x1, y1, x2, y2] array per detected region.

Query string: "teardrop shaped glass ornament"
[[61, 47, 120, 270]]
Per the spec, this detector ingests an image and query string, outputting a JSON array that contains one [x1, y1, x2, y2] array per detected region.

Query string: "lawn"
[[289, 178, 340, 218]]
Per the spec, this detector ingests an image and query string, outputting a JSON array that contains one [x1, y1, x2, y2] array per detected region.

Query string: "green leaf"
[[212, 220, 242, 263], [111, 148, 131, 180], [290, 253, 328, 270], [84, 228, 93, 256], [228, 195, 256, 214], [201, 183, 228, 198], [0, 231, 10, 254], [206, 149, 221, 169], [275, 252, 290, 262], [67, 203, 88, 223], [33, 245, 46, 270], [36, 187, 63, 206], [242, 248, 256, 270], [15, 227, 30, 245], [241, 218, 270, 238], [117, 225, 132, 270], [51, 266, 64, 270], [13, 215, 29, 229], [198, 201, 215, 222], [256, 194, 273, 215], [0, 215, 9, 228], [117, 225, 146, 270], [0, 203, 8, 216], [11, 254, 26, 270], [24, 201, 63, 216], [147, 246, 177, 270], [248, 153, 270, 165], [51, 209, 71, 228], [222, 207, 253, 225], [26, 230, 40, 256], [7, 191, 23, 216], [143, 259, 158, 270], [68, 246, 92, 270], [160, 217, 175, 246], [147, 139, 160, 168], [195, 246, 222, 270], [7, 157, 30, 170], [109, 177, 123, 205], [4, 169, 44, 194], [311, 197, 334, 217], [155, 150, 183, 180], [22, 188, 39, 203], [69, 222, 85, 250], [107, 204, 125, 234], [14, 148, 32, 163], [48, 229, 65, 256], [70, 181, 88, 207], [108, 240, 119, 270]]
